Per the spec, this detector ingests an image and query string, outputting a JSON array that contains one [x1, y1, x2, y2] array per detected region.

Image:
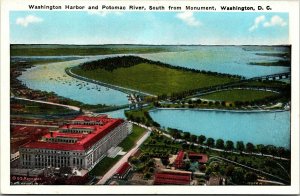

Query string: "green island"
[[71, 56, 240, 96], [249, 60, 290, 67], [199, 89, 277, 102]]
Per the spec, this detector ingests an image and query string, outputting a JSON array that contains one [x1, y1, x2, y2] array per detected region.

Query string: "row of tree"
[[167, 128, 290, 158], [125, 110, 160, 127]]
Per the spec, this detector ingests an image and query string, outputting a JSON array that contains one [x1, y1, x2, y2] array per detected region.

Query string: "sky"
[[10, 11, 289, 45]]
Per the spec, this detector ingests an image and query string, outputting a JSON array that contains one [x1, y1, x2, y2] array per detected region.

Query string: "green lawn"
[[89, 156, 122, 177], [72, 63, 238, 96], [89, 125, 147, 176], [200, 89, 277, 102], [119, 124, 147, 151], [241, 80, 289, 88]]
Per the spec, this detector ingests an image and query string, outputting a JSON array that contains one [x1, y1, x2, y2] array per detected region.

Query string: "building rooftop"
[[154, 170, 191, 185], [115, 162, 131, 176], [175, 150, 184, 162], [188, 152, 208, 163], [22, 115, 124, 151]]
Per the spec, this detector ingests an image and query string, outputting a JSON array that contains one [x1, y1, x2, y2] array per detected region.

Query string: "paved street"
[[12, 96, 81, 111], [97, 129, 151, 185]]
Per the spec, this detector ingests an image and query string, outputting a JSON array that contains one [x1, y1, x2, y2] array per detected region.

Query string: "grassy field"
[[89, 125, 147, 176], [89, 156, 122, 177], [10, 44, 169, 56], [119, 124, 147, 151], [241, 80, 289, 88], [72, 63, 238, 96], [199, 89, 277, 102]]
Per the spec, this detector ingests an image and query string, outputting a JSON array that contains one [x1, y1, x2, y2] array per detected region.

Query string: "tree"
[[129, 157, 139, 164], [198, 135, 206, 144], [182, 143, 190, 150], [146, 159, 155, 167], [236, 141, 245, 152], [277, 147, 286, 159], [256, 144, 267, 155], [140, 154, 149, 162], [231, 167, 245, 185], [225, 140, 234, 151], [190, 134, 197, 143], [206, 138, 215, 148], [183, 132, 191, 141], [216, 139, 225, 149], [246, 142, 255, 154], [144, 172, 151, 179], [148, 167, 155, 173], [225, 165, 235, 177], [266, 145, 277, 157], [152, 121, 160, 128], [135, 116, 141, 123], [244, 172, 258, 183], [221, 101, 226, 107]]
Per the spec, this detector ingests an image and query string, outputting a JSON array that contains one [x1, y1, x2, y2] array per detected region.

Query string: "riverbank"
[[151, 107, 289, 113], [66, 67, 155, 97], [11, 59, 122, 112]]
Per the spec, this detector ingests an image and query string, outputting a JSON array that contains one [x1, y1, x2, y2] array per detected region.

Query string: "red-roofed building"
[[154, 170, 191, 185], [19, 115, 132, 171], [174, 150, 185, 169], [114, 162, 132, 179], [188, 152, 208, 164]]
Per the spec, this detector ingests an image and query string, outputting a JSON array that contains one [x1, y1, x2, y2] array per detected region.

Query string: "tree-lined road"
[[97, 127, 151, 185]]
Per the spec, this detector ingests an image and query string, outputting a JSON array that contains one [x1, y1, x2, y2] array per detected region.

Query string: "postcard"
[[0, 0, 299, 194]]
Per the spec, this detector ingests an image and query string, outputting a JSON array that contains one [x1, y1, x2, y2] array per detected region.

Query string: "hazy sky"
[[10, 11, 289, 45]]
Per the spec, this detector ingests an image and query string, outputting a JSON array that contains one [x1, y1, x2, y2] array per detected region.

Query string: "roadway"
[[97, 127, 151, 185], [11, 96, 81, 112], [160, 131, 290, 161], [11, 123, 59, 128], [66, 68, 156, 97]]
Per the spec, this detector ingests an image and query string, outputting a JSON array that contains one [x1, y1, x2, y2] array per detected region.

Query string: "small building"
[[207, 175, 224, 185], [114, 162, 132, 179], [174, 150, 185, 169], [188, 152, 208, 164], [154, 169, 191, 185]]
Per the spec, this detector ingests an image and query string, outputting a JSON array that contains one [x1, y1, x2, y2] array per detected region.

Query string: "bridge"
[[191, 72, 290, 97], [250, 72, 291, 81], [196, 87, 281, 97]]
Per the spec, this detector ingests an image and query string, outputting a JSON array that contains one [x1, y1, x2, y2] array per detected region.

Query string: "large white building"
[[19, 115, 132, 171]]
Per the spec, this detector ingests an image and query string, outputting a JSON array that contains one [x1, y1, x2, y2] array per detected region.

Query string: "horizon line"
[[10, 43, 292, 46]]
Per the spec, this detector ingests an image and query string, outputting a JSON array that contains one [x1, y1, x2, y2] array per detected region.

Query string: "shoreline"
[[150, 107, 289, 113], [66, 67, 156, 97]]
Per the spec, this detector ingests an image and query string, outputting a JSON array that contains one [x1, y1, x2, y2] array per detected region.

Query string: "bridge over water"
[[250, 72, 291, 81], [192, 72, 290, 97]]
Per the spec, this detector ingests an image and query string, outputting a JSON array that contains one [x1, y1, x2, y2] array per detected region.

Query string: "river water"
[[17, 56, 129, 105], [15, 46, 290, 147], [140, 46, 290, 78], [150, 109, 290, 148]]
